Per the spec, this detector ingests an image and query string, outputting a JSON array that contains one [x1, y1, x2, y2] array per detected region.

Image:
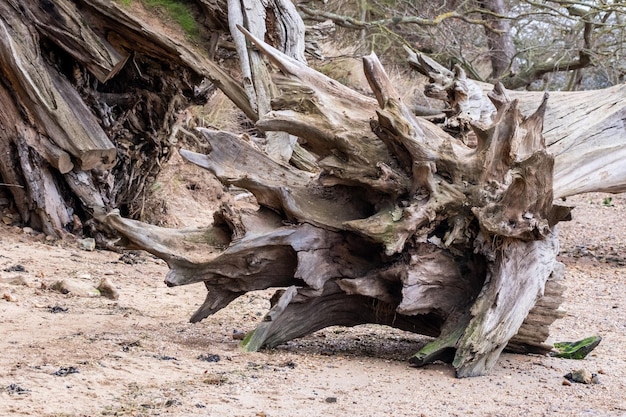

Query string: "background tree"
[[298, 0, 626, 89]]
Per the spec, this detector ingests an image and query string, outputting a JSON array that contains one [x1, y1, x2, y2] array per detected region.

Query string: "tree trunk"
[[101, 28, 626, 377], [405, 46, 626, 198], [0, 0, 246, 234], [478, 0, 518, 79]]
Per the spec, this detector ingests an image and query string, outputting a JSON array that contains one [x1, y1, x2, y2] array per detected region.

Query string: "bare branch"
[[298, 6, 496, 31]]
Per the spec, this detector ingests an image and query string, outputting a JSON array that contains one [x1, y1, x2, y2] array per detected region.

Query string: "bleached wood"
[[508, 85, 626, 198], [178, 129, 370, 229], [407, 47, 626, 198], [102, 45, 572, 377], [0, 1, 116, 171], [228, 0, 259, 113], [454, 232, 559, 377], [228, 2, 306, 163], [240, 28, 407, 193]]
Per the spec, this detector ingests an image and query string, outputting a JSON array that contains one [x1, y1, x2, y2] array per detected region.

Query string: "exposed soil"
[[1, 160, 625, 416]]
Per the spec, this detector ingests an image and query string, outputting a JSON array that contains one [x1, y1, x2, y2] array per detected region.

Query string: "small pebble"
[[165, 399, 181, 407], [50, 279, 100, 297], [232, 330, 246, 340], [564, 369, 598, 384], [49, 305, 69, 313], [97, 278, 119, 300], [5, 384, 30, 395], [197, 354, 221, 363], [53, 366, 79, 377], [3, 264, 26, 272], [2, 292, 18, 302], [78, 238, 96, 251]]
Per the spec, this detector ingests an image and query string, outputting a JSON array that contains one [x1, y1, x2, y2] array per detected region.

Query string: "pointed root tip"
[[537, 92, 549, 116]]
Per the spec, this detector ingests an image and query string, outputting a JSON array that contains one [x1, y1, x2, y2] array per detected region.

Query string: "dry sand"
[[1, 187, 625, 417]]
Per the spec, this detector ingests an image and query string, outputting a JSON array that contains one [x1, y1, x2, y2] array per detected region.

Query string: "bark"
[[479, 0, 518, 79]]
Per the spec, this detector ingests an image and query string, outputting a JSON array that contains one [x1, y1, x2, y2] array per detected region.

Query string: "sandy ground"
[[0, 185, 625, 417]]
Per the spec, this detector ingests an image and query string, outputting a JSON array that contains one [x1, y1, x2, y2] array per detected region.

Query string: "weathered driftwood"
[[100, 27, 626, 377], [406, 47, 626, 198], [0, 0, 116, 171], [227, 1, 306, 163]]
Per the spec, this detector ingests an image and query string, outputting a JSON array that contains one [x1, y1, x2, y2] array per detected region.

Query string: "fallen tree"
[[1, 0, 625, 377], [102, 29, 626, 377]]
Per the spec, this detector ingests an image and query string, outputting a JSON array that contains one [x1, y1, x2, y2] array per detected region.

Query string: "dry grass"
[[312, 41, 431, 109], [193, 90, 246, 134]]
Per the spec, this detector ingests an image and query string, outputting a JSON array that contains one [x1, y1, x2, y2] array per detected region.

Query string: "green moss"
[[410, 324, 465, 366], [240, 330, 257, 351], [149, 0, 198, 36], [119, 0, 198, 38]]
